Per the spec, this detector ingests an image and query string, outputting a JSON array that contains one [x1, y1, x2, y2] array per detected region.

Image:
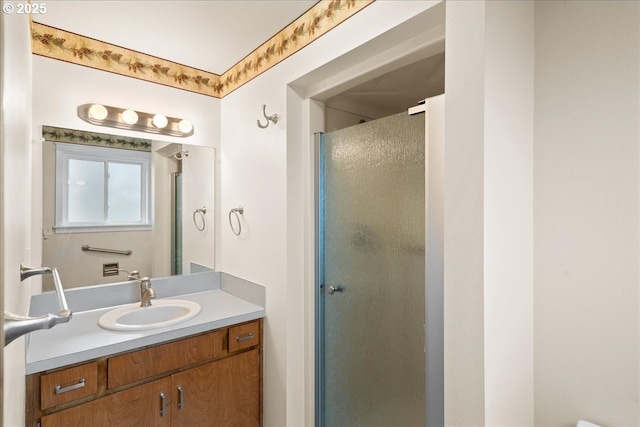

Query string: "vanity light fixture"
[[78, 104, 194, 137]]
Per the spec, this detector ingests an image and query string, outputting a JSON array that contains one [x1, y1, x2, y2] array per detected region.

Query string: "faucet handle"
[[118, 269, 140, 280], [6, 264, 72, 346], [20, 264, 52, 281]]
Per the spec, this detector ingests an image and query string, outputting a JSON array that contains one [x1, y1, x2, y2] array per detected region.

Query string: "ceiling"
[[37, 1, 318, 74], [325, 52, 445, 119]]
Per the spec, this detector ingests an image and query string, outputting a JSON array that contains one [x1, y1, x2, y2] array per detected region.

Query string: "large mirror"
[[40, 126, 215, 290]]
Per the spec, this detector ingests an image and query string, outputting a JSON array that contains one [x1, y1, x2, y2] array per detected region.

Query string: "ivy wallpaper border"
[[31, 22, 221, 97], [42, 125, 152, 152], [30, 0, 374, 98], [221, 0, 374, 95]]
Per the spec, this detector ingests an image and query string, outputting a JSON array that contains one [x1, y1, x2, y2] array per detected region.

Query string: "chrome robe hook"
[[257, 105, 278, 128]]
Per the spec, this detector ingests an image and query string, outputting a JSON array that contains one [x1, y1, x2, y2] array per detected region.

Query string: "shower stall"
[[315, 95, 444, 426]]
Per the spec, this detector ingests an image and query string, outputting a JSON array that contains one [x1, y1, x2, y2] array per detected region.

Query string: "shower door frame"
[[312, 96, 445, 426], [313, 132, 324, 426]]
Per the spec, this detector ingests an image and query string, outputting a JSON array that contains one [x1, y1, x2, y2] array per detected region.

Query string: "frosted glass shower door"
[[319, 112, 426, 427]]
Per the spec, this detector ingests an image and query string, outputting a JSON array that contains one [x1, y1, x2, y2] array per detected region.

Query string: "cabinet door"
[[41, 377, 171, 427], [172, 349, 260, 427]]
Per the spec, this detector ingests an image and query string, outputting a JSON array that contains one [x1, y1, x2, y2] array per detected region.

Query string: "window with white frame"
[[55, 143, 152, 232]]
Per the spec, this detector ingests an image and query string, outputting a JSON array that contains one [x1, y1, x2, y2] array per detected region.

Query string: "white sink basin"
[[98, 299, 201, 332]]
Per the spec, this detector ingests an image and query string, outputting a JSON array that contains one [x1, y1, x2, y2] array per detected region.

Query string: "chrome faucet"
[[119, 269, 155, 307], [139, 277, 155, 307], [4, 265, 72, 346]]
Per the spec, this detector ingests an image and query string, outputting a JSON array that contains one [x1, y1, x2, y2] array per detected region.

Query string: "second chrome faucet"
[[119, 269, 156, 307]]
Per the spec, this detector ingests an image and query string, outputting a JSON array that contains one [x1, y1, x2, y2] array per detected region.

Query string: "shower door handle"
[[327, 285, 343, 295]]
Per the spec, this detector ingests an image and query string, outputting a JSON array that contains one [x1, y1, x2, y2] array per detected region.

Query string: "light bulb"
[[88, 104, 108, 120], [152, 114, 168, 129], [121, 109, 139, 125], [178, 119, 193, 134]]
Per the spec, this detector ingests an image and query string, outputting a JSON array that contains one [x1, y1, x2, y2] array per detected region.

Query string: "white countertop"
[[25, 272, 265, 375]]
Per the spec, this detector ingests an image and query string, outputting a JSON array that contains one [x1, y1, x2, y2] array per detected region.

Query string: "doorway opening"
[[314, 53, 444, 427], [285, 3, 446, 424]]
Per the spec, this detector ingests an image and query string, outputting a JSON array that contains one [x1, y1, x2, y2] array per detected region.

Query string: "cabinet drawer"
[[108, 330, 224, 389], [228, 320, 260, 353], [40, 362, 98, 410]]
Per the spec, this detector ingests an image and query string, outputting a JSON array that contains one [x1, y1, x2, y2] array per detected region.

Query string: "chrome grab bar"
[[3, 264, 73, 346], [81, 245, 132, 256]]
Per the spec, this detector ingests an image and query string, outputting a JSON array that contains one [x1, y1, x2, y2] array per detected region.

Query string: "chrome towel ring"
[[193, 206, 207, 231], [229, 206, 244, 236]]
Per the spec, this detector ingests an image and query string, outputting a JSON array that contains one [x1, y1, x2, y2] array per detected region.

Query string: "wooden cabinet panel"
[[108, 330, 224, 388], [41, 377, 172, 427], [171, 349, 260, 427], [228, 320, 260, 353], [213, 349, 261, 427], [40, 362, 98, 410]]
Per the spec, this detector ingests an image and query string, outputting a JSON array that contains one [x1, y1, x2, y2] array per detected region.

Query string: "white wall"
[[534, 2, 640, 426], [484, 2, 534, 425], [443, 2, 487, 424], [444, 2, 535, 425], [444, 1, 640, 425], [1, 9, 33, 427]]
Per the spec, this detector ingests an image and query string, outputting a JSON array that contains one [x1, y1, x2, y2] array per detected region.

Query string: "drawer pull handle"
[[235, 332, 254, 343], [160, 392, 166, 417], [54, 378, 85, 394], [177, 386, 185, 409]]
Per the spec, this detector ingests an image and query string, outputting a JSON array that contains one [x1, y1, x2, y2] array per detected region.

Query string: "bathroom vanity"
[[23, 271, 265, 427]]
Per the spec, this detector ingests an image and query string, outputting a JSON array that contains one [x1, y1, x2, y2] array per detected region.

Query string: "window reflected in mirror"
[[55, 142, 151, 232], [41, 126, 215, 290]]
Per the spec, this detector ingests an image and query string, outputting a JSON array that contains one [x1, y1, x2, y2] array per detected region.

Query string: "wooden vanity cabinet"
[[26, 319, 263, 427]]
